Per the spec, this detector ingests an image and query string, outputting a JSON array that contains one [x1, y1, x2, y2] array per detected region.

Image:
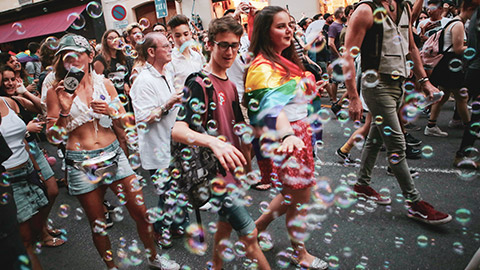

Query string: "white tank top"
[[0, 98, 28, 169]]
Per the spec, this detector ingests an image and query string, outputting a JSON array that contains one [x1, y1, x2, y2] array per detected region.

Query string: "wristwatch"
[[160, 104, 169, 115], [418, 77, 429, 85]]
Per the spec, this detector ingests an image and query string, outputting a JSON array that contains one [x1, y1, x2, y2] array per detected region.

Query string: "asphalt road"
[[35, 99, 479, 270]]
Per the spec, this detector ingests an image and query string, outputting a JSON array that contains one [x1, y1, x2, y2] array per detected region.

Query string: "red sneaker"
[[353, 184, 391, 205], [407, 200, 452, 225]]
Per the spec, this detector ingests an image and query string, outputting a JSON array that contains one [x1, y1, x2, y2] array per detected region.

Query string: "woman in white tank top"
[[426, 0, 477, 137], [46, 35, 178, 270]]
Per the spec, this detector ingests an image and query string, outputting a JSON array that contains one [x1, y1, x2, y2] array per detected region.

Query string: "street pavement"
[[36, 99, 480, 270]]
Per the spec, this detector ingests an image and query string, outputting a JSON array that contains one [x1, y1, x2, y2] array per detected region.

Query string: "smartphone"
[[241, 0, 250, 13], [64, 67, 85, 94]]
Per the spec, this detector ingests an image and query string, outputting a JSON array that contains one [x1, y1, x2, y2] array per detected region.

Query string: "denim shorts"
[[30, 140, 55, 180], [4, 161, 49, 223], [216, 194, 256, 236], [65, 140, 135, 196]]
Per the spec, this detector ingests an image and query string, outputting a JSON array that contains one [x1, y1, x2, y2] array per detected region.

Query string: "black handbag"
[[169, 72, 226, 208]]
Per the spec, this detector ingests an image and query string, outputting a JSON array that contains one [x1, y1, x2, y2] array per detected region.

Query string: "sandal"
[[42, 237, 65, 247], [47, 227, 62, 237], [291, 255, 329, 270], [251, 183, 271, 191]]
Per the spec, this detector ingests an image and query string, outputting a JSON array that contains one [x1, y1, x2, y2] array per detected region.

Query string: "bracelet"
[[418, 77, 429, 85], [160, 104, 169, 115], [281, 133, 295, 142], [59, 112, 70, 118]]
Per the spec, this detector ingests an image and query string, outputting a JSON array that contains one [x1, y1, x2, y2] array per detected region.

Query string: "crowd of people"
[[1, 0, 480, 269]]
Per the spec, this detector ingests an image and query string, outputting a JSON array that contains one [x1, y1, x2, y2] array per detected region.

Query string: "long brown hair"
[[249, 6, 304, 82], [100, 29, 127, 68]]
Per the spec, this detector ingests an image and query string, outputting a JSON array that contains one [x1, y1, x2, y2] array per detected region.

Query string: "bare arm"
[[411, 0, 424, 24], [12, 96, 40, 114], [343, 4, 372, 121], [172, 121, 246, 172], [451, 22, 467, 55], [328, 37, 340, 58], [408, 10, 439, 99]]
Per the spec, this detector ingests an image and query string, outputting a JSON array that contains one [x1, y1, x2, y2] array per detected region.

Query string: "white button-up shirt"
[[130, 63, 177, 170], [165, 47, 206, 89]]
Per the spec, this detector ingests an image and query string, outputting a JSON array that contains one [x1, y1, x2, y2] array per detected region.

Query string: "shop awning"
[[0, 4, 86, 44]]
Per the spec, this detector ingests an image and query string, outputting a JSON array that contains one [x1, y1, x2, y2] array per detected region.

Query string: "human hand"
[[54, 80, 76, 114], [26, 82, 37, 93], [166, 90, 184, 109], [278, 135, 305, 153], [421, 81, 439, 100], [124, 84, 130, 96], [27, 120, 45, 133], [90, 100, 112, 116], [209, 138, 247, 171], [348, 96, 363, 121]]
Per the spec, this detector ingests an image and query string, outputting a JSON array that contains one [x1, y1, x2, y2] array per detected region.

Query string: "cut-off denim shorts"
[[65, 140, 135, 196], [3, 160, 49, 223]]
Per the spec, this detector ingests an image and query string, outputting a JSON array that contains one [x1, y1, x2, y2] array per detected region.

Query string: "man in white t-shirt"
[[417, 0, 451, 40], [165, 15, 206, 90]]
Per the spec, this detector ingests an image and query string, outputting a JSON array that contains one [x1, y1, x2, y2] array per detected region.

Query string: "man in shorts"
[[171, 16, 270, 270]]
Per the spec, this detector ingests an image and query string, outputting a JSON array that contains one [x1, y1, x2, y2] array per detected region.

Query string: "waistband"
[[3, 160, 33, 183], [66, 140, 119, 162]]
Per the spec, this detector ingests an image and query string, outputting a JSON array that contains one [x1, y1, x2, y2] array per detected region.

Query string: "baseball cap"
[[55, 34, 92, 56], [323, 13, 332, 20]]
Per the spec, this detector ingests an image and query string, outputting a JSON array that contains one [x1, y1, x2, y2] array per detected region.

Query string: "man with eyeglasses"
[[129, 32, 184, 260], [172, 16, 270, 270], [165, 15, 206, 91], [417, 0, 452, 40]]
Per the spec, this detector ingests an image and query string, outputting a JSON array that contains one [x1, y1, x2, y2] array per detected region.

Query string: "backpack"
[[420, 19, 461, 71], [169, 72, 226, 208]]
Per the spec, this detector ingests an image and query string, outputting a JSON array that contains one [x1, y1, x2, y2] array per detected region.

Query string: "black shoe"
[[404, 123, 422, 131], [406, 145, 421, 159], [331, 102, 342, 115], [104, 211, 113, 229], [335, 148, 359, 166], [103, 200, 116, 213], [405, 133, 422, 147], [387, 166, 420, 178]]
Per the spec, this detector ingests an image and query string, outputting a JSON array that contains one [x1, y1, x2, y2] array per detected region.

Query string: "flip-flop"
[[251, 183, 271, 191], [47, 228, 62, 237], [42, 237, 65, 247]]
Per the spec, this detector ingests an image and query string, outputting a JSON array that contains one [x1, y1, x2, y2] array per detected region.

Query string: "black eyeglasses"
[[213, 41, 240, 51]]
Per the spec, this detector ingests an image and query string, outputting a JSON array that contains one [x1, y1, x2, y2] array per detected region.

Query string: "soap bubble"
[[68, 13, 86, 30], [12, 22, 26, 35], [86, 1, 103, 18]]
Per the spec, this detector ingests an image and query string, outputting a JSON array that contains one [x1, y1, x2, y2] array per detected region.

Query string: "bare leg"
[[429, 89, 451, 123], [212, 221, 232, 270], [255, 193, 288, 232], [39, 177, 60, 243], [345, 113, 372, 148], [239, 228, 271, 270], [281, 186, 316, 265], [110, 176, 157, 261], [451, 88, 470, 123], [19, 213, 44, 270], [77, 186, 117, 269]]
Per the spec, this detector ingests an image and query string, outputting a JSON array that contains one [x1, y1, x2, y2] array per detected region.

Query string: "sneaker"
[[331, 101, 342, 115], [424, 126, 448, 137], [335, 148, 359, 166], [148, 254, 180, 270], [198, 202, 212, 211], [453, 154, 479, 169], [104, 211, 113, 229], [353, 184, 391, 205], [404, 123, 422, 131], [405, 133, 422, 147], [407, 200, 452, 225], [386, 167, 419, 178], [448, 119, 464, 129], [406, 145, 422, 160]]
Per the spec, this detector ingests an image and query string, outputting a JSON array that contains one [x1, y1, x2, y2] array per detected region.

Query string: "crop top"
[[0, 98, 28, 169], [66, 72, 113, 133]]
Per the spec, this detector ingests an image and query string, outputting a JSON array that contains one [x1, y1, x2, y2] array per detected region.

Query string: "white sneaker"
[[424, 126, 448, 137], [148, 254, 180, 270], [198, 202, 212, 211]]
